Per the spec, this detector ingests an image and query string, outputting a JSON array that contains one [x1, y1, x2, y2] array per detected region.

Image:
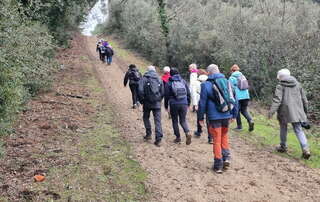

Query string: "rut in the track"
[[85, 36, 320, 202]]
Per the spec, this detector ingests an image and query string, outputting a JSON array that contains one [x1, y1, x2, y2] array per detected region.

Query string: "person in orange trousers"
[[198, 64, 238, 174]]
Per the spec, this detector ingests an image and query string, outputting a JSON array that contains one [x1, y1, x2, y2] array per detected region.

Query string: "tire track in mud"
[[84, 36, 320, 202]]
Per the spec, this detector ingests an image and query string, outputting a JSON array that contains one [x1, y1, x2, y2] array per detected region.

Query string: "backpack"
[[100, 45, 106, 53], [105, 47, 114, 56], [237, 74, 249, 90], [129, 70, 140, 81], [171, 80, 187, 100], [144, 77, 162, 103], [209, 78, 235, 113]]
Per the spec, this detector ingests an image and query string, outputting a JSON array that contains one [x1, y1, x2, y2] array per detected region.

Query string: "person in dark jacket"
[[198, 64, 238, 173], [124, 64, 142, 109], [96, 40, 103, 61], [105, 45, 114, 65], [138, 66, 164, 146], [164, 68, 192, 145], [268, 68, 311, 159]]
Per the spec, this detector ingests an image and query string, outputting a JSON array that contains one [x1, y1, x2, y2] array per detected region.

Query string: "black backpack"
[[144, 77, 162, 103], [129, 70, 141, 81], [171, 80, 187, 100]]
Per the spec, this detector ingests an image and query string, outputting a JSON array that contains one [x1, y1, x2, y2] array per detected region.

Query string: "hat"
[[207, 64, 220, 74], [163, 66, 170, 73], [277, 69, 291, 80], [147, 65, 156, 71]]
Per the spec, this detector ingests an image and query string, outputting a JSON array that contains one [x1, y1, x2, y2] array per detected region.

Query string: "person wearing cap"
[[164, 68, 192, 145], [198, 64, 237, 173], [268, 68, 311, 159], [229, 64, 254, 131]]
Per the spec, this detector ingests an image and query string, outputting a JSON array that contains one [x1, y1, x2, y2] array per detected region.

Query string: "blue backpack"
[[209, 78, 235, 112]]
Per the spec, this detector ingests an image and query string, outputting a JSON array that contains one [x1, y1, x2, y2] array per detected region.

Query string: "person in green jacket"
[[268, 69, 311, 159]]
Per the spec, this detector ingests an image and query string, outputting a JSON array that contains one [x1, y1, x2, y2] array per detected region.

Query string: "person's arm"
[[138, 78, 145, 104], [268, 84, 283, 118], [301, 86, 308, 114], [124, 71, 129, 87], [198, 83, 208, 121], [185, 80, 191, 106], [164, 82, 170, 110]]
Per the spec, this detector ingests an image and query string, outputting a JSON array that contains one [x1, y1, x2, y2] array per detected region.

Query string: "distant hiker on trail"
[[268, 69, 311, 159], [198, 64, 237, 174], [138, 66, 164, 147], [99, 40, 107, 63], [229, 64, 254, 132], [164, 68, 192, 145], [189, 64, 199, 112], [124, 64, 142, 109], [194, 74, 213, 144], [105, 43, 114, 65], [96, 39, 103, 61]]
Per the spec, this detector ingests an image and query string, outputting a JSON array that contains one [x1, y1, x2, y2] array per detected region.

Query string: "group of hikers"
[[96, 39, 114, 65], [123, 63, 311, 174]]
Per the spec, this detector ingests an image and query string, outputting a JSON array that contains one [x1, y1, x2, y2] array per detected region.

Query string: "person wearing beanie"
[[229, 64, 254, 132], [138, 66, 164, 147], [124, 64, 142, 109], [164, 67, 192, 145], [189, 64, 199, 112], [198, 64, 237, 173], [268, 69, 311, 159]]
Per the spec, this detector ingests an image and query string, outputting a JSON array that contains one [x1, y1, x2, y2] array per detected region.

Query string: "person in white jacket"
[[189, 64, 200, 112]]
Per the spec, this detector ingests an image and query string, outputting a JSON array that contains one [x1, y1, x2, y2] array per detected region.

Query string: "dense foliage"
[[0, 0, 96, 133], [106, 0, 320, 120]]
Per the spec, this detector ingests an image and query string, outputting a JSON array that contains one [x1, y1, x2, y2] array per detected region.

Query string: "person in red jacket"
[[161, 66, 171, 84]]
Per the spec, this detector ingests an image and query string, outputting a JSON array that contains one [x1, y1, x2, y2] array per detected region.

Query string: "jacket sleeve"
[[301, 86, 308, 114], [124, 71, 129, 87], [229, 76, 237, 89], [185, 80, 191, 106], [269, 84, 283, 116], [198, 83, 208, 121], [164, 82, 170, 109], [138, 78, 145, 104]]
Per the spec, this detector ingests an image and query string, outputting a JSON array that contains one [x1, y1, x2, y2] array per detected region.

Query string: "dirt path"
[[85, 36, 320, 202]]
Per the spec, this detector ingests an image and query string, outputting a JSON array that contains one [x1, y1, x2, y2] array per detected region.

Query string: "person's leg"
[[109, 56, 113, 64], [178, 105, 191, 145], [153, 109, 163, 141], [206, 117, 212, 143], [240, 99, 254, 131], [209, 120, 223, 171], [194, 117, 203, 137], [221, 119, 230, 163], [292, 123, 309, 151], [279, 122, 288, 148], [236, 101, 243, 129], [170, 105, 180, 140], [143, 108, 152, 138], [129, 85, 136, 106]]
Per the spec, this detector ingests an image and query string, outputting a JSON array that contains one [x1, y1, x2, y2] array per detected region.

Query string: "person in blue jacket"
[[229, 64, 254, 131], [198, 64, 238, 173]]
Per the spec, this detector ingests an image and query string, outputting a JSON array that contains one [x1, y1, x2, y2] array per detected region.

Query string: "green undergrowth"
[[31, 64, 148, 201], [231, 111, 320, 168]]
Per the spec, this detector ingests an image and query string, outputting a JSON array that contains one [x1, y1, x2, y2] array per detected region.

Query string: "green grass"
[[231, 111, 320, 168]]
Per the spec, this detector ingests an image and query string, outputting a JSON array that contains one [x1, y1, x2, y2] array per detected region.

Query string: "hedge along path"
[[86, 36, 320, 202]]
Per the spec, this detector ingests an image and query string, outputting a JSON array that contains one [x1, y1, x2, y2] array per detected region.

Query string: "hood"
[[279, 75, 298, 87], [231, 71, 243, 78], [207, 73, 225, 80], [144, 70, 159, 79], [170, 74, 182, 81]]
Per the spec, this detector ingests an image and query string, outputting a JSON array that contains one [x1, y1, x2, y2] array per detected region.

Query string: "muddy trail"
[[84, 36, 320, 202]]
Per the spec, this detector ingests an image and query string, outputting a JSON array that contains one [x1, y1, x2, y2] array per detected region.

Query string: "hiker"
[[268, 68, 311, 159], [124, 64, 142, 109], [99, 41, 107, 63], [198, 64, 237, 173], [96, 39, 103, 61], [189, 64, 199, 112], [105, 44, 114, 65], [161, 66, 171, 85], [194, 74, 213, 144], [164, 68, 192, 145], [138, 66, 164, 146], [229, 64, 254, 131]]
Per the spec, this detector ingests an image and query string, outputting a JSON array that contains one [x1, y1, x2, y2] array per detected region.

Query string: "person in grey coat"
[[138, 66, 164, 146], [268, 68, 311, 159]]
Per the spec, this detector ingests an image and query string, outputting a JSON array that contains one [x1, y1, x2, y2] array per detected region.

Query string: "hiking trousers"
[[208, 119, 231, 169], [129, 84, 139, 106], [143, 107, 163, 141], [236, 99, 253, 128], [101, 53, 106, 63], [196, 116, 211, 141], [280, 122, 309, 151], [106, 55, 112, 65], [170, 104, 189, 138]]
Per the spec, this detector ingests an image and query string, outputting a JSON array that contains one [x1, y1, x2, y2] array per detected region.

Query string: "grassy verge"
[[231, 110, 320, 168], [29, 61, 148, 201]]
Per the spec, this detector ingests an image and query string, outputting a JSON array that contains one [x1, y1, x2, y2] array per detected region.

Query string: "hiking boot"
[[249, 121, 254, 132], [223, 160, 230, 169], [154, 139, 162, 147], [132, 104, 137, 109], [143, 135, 152, 141], [302, 149, 311, 160], [233, 127, 243, 131], [186, 134, 192, 145], [213, 168, 223, 174], [208, 138, 213, 144], [194, 131, 201, 137], [276, 145, 288, 153], [173, 137, 181, 144]]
